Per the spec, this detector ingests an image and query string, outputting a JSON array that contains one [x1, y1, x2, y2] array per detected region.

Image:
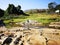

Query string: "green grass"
[[25, 13, 60, 23], [3, 13, 60, 27]]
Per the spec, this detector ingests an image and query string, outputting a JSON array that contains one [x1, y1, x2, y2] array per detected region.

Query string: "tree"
[[7, 4, 12, 14], [16, 5, 21, 15], [7, 4, 17, 14], [16, 5, 28, 15], [7, 4, 22, 15], [16, 5, 21, 11], [48, 2, 57, 14], [6, 4, 28, 16], [0, 9, 4, 17]]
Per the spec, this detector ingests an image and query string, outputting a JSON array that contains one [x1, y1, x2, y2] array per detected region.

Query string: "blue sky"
[[0, 0, 60, 10]]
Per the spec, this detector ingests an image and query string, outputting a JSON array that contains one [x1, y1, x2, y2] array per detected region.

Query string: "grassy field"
[[4, 13, 60, 23]]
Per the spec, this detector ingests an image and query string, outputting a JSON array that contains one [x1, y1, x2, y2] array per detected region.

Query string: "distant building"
[[55, 10, 60, 14]]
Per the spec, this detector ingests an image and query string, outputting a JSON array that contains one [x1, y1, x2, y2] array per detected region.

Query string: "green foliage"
[[6, 4, 26, 15], [3, 13, 60, 28], [7, 4, 17, 14], [4, 13, 60, 24], [0, 9, 4, 17], [55, 4, 60, 10], [0, 4, 28, 20], [48, 2, 57, 14], [16, 5, 21, 11]]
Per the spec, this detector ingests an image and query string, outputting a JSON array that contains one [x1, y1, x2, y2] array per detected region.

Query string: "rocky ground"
[[0, 21, 60, 45], [0, 27, 60, 45]]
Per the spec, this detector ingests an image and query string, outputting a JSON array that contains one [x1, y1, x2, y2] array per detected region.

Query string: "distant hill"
[[24, 9, 48, 14]]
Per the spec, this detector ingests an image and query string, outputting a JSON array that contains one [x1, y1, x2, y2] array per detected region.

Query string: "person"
[[26, 20, 30, 30]]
